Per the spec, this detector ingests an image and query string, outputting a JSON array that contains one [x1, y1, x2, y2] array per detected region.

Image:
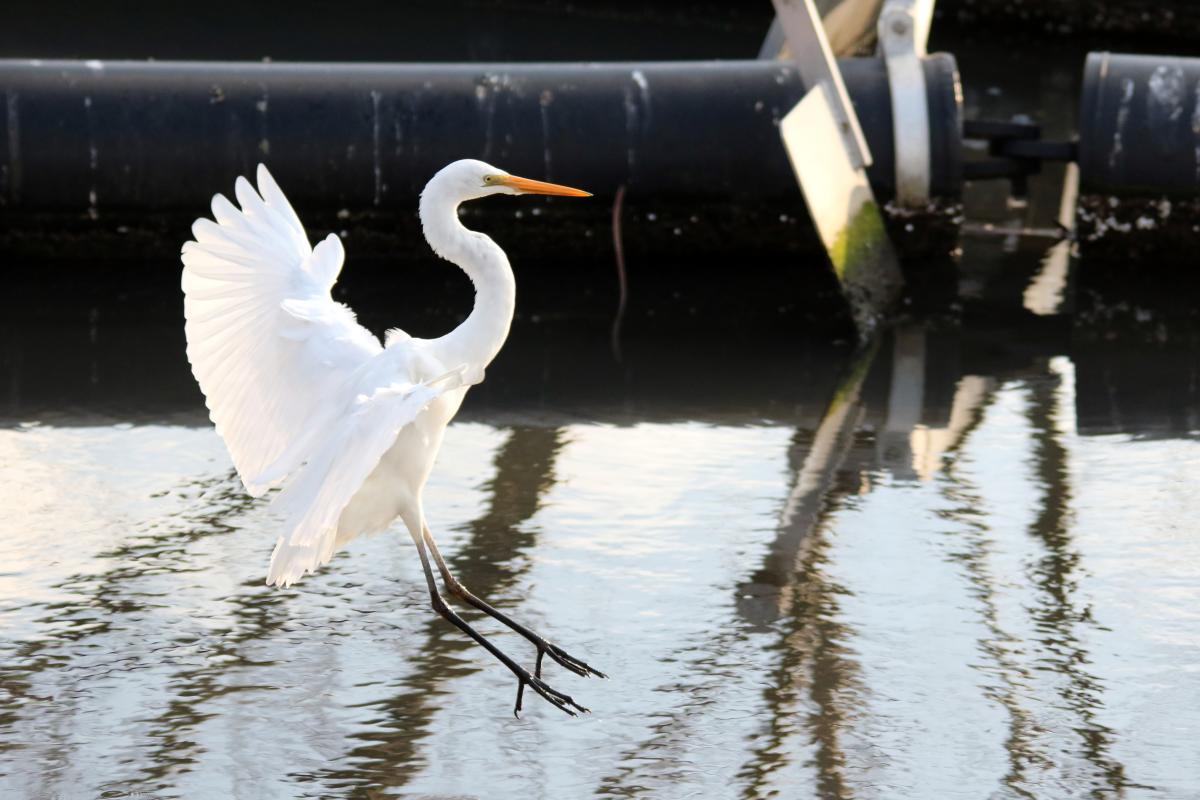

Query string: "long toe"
[[543, 642, 607, 680], [533, 676, 590, 715], [517, 674, 590, 717]]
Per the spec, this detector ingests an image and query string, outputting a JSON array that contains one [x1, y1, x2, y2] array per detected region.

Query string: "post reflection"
[[728, 322, 1143, 796], [5, 293, 1199, 797], [736, 344, 875, 631], [309, 425, 565, 796], [1018, 365, 1135, 795], [937, 448, 1048, 793], [736, 323, 996, 629], [733, 343, 876, 798], [928, 361, 1139, 796], [734, 323, 1004, 796]]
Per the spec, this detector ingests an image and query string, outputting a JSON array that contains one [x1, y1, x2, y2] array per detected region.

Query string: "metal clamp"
[[878, 0, 935, 206], [962, 118, 1078, 199]]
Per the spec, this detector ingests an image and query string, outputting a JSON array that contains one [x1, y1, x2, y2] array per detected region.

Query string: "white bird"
[[180, 159, 602, 715]]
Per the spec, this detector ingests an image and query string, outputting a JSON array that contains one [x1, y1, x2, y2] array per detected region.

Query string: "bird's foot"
[[442, 575, 605, 681], [514, 670, 590, 718], [534, 640, 607, 681]]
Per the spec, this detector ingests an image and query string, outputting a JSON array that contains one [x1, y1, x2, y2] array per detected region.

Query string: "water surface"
[[2, 301, 1199, 798]]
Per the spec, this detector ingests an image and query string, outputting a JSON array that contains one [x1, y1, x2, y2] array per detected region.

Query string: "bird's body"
[[336, 385, 463, 548], [181, 159, 601, 714]]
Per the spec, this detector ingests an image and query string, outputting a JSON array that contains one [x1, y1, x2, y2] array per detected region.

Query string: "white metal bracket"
[[759, 15, 787, 60], [771, 0, 873, 171], [878, 0, 936, 205]]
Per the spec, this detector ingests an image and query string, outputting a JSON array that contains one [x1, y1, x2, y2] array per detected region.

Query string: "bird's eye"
[[483, 175, 497, 185]]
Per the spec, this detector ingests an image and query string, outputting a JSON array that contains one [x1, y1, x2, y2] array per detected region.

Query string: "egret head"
[[433, 159, 591, 202]]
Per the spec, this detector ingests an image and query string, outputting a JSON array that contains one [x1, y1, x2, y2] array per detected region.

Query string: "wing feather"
[[183, 164, 449, 589], [265, 371, 465, 587], [181, 164, 383, 498], [254, 164, 307, 240]]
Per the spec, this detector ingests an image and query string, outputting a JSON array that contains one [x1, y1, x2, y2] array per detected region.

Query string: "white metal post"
[[771, 0, 904, 339]]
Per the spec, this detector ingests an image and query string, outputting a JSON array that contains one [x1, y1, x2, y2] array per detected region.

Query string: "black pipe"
[[0, 57, 962, 216], [1078, 52, 1200, 197], [1074, 51, 1200, 275]]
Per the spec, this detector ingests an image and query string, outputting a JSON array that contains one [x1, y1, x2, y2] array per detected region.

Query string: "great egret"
[[180, 159, 603, 716]]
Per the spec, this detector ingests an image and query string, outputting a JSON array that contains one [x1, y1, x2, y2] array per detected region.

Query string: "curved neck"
[[419, 188, 516, 371]]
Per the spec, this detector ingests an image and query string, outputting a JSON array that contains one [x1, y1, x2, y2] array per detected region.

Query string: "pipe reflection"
[[309, 425, 565, 795], [1020, 365, 1137, 795]]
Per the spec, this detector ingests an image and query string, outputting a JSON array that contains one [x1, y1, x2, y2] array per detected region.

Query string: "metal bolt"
[[891, 16, 909, 36]]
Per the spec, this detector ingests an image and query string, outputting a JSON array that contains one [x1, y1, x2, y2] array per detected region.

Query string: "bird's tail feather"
[[266, 536, 335, 588]]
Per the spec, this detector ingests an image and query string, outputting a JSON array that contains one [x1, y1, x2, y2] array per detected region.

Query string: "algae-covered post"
[[772, 0, 904, 340]]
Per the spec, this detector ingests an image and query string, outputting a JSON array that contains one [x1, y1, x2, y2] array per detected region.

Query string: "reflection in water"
[[0, 459, 268, 798], [936, 429, 1050, 794], [731, 343, 876, 797], [733, 326, 1001, 798], [724, 325, 1176, 798], [1019, 363, 1137, 795], [310, 426, 565, 796], [931, 359, 1149, 797], [738, 496, 863, 800], [3, 315, 1200, 796], [7, 24, 1200, 793], [736, 343, 874, 630]]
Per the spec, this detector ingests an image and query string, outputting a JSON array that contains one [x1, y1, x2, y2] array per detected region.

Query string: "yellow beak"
[[498, 175, 592, 197]]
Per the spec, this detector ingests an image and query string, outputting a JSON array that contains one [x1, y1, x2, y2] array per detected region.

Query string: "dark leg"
[[422, 523, 606, 680], [406, 524, 590, 717]]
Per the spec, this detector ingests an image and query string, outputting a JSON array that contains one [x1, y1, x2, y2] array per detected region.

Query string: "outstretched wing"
[[181, 164, 383, 496]]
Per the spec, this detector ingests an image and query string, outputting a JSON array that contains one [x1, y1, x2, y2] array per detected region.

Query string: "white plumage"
[[182, 165, 464, 586], [181, 160, 601, 714]]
